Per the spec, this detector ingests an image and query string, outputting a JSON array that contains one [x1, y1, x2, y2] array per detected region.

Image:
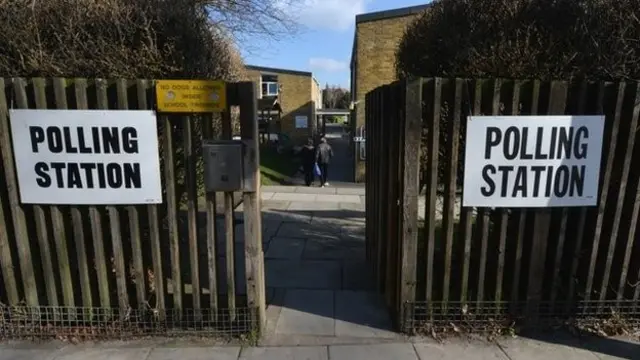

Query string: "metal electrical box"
[[203, 140, 244, 192]]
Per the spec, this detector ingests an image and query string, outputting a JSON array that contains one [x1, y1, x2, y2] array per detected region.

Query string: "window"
[[262, 82, 279, 96], [261, 74, 279, 97]]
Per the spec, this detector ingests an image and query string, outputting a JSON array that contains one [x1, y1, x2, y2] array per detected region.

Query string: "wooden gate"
[[0, 78, 266, 338], [367, 77, 640, 333]]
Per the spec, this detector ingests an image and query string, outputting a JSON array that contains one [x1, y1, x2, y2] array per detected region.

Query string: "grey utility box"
[[203, 140, 244, 192]]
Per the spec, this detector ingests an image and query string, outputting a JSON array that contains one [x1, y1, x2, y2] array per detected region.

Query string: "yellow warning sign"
[[155, 80, 226, 113]]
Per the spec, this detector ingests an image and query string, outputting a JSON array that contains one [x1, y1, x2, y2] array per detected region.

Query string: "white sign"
[[9, 109, 163, 205], [295, 115, 308, 129], [462, 116, 604, 208]]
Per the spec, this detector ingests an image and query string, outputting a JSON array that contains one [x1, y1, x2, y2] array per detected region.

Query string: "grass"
[[259, 146, 300, 186]]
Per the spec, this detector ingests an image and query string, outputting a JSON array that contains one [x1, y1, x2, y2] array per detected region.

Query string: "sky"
[[240, 0, 430, 90]]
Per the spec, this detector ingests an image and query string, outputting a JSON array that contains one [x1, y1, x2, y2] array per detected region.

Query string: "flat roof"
[[355, 3, 432, 24], [245, 65, 312, 77]]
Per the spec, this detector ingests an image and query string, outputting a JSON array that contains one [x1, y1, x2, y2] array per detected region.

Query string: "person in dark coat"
[[315, 137, 333, 187], [300, 138, 316, 186]]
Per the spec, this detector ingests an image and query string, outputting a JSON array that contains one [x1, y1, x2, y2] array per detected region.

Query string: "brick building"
[[350, 4, 431, 182], [245, 65, 322, 143]]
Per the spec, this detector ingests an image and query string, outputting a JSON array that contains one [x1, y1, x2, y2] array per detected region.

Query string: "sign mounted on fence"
[[155, 80, 226, 113], [295, 115, 308, 129], [9, 109, 163, 205], [462, 116, 605, 208]]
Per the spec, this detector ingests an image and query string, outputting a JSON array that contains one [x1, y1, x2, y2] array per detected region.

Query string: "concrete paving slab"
[[266, 237, 306, 259], [1, 349, 58, 360], [311, 214, 362, 228], [276, 289, 335, 336], [414, 339, 507, 359], [337, 188, 366, 196], [295, 186, 337, 194], [580, 336, 640, 360], [263, 210, 312, 224], [277, 222, 340, 238], [240, 346, 328, 360], [339, 202, 366, 211], [261, 192, 275, 200], [265, 259, 342, 289], [342, 260, 375, 291], [147, 347, 241, 360], [303, 236, 365, 261], [273, 193, 317, 202], [261, 200, 291, 210], [499, 337, 600, 360], [288, 201, 341, 211], [54, 348, 151, 360], [341, 225, 366, 243], [329, 343, 418, 360], [315, 195, 361, 203], [335, 291, 395, 338], [263, 186, 297, 193]]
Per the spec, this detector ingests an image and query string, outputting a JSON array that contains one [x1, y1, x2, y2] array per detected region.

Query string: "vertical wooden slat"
[[584, 82, 624, 303], [567, 80, 592, 310], [93, 80, 112, 308], [183, 115, 201, 313], [375, 89, 382, 286], [72, 79, 94, 310], [512, 80, 540, 306], [616, 82, 640, 302], [51, 78, 76, 309], [117, 79, 145, 308], [377, 87, 386, 292], [385, 84, 397, 306], [494, 79, 510, 308], [202, 114, 219, 317], [162, 113, 182, 312], [18, 78, 59, 309], [526, 80, 568, 319], [114, 79, 146, 307], [425, 78, 441, 305], [460, 79, 482, 303], [0, 190, 18, 304], [477, 79, 501, 307], [495, 80, 519, 307], [221, 108, 236, 318], [400, 79, 422, 318], [106, 79, 129, 313], [600, 81, 636, 302], [136, 79, 163, 313], [442, 79, 462, 307], [239, 81, 266, 330], [0, 79, 20, 305], [3, 79, 39, 307]]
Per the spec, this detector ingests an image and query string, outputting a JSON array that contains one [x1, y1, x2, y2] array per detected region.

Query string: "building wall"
[[245, 67, 314, 143], [352, 13, 421, 182]]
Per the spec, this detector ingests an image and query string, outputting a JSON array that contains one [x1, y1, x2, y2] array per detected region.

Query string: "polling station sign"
[[462, 116, 605, 208], [9, 109, 163, 205]]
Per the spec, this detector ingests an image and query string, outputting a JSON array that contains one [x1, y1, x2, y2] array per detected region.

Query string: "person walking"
[[315, 137, 333, 187], [300, 138, 316, 186]]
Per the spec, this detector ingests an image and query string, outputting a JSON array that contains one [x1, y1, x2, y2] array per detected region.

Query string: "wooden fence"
[[366, 78, 640, 332], [0, 78, 266, 338]]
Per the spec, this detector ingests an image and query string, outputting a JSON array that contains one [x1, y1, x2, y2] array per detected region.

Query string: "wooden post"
[[400, 78, 422, 327], [238, 81, 266, 331]]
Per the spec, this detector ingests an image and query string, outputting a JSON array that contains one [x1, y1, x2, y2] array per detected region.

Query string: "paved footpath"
[[2, 334, 638, 360], [2, 186, 638, 359]]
